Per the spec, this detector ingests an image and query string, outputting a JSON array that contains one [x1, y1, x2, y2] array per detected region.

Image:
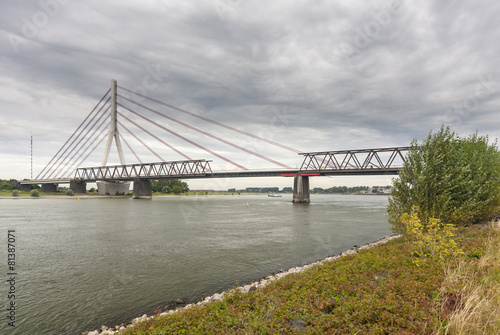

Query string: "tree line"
[[151, 179, 189, 195]]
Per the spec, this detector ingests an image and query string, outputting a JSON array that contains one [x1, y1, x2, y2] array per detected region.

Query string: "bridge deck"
[[23, 147, 408, 184], [22, 168, 400, 184]]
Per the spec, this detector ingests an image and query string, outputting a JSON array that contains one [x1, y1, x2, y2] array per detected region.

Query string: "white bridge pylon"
[[101, 79, 126, 166]]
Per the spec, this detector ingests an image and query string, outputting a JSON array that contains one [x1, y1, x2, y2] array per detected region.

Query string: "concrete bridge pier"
[[70, 180, 87, 193], [293, 174, 310, 203], [41, 183, 58, 193], [18, 182, 31, 192], [133, 178, 152, 199], [97, 181, 131, 195]]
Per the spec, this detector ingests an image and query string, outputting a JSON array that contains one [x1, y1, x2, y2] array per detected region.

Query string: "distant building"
[[244, 187, 280, 193], [370, 185, 392, 194]]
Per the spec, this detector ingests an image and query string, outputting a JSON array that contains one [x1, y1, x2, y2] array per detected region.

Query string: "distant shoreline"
[[0, 192, 390, 200]]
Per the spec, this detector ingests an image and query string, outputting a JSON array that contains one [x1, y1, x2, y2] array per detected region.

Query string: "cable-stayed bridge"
[[21, 80, 409, 202]]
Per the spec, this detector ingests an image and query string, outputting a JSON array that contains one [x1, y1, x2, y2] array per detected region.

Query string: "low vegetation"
[[404, 208, 462, 263], [437, 221, 500, 334]]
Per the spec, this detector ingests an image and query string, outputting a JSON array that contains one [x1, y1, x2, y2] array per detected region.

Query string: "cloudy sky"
[[1, 0, 500, 189]]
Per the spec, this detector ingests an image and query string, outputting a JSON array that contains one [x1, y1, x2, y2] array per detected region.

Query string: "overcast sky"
[[1, 0, 500, 189]]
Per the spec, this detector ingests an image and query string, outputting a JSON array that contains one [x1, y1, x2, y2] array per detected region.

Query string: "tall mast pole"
[[101, 79, 126, 166], [31, 133, 33, 180]]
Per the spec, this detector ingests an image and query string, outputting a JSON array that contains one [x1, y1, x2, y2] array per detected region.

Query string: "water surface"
[[0, 194, 391, 334]]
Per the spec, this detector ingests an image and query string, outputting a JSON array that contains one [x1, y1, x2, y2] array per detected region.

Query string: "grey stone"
[[291, 317, 307, 330]]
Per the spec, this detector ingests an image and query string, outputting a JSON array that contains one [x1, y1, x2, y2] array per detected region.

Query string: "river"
[[0, 194, 391, 334]]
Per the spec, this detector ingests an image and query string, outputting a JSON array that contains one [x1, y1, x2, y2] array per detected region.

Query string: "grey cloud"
[[1, 0, 500, 181]]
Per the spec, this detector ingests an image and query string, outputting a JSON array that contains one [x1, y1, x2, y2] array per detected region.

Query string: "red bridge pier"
[[292, 174, 310, 203]]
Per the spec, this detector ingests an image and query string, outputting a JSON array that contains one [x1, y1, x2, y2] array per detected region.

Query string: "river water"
[[0, 194, 391, 334]]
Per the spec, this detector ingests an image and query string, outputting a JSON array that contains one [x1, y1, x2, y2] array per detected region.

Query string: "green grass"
[[436, 222, 500, 334], [0, 191, 94, 197], [119, 224, 495, 334], [0, 190, 36, 196]]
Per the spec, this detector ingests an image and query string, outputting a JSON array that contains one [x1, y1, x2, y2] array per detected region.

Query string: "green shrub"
[[388, 126, 500, 233], [12, 190, 20, 197], [66, 189, 74, 196], [30, 189, 39, 197], [172, 185, 182, 195], [403, 208, 462, 264]]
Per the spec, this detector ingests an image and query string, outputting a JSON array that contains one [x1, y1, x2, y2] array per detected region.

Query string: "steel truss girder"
[[74, 160, 212, 181], [298, 147, 410, 171]]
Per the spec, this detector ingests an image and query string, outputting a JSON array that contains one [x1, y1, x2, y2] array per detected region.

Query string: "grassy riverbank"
[[0, 191, 123, 198], [115, 221, 498, 334]]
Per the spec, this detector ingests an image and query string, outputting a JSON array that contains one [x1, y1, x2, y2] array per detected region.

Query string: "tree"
[[388, 126, 500, 233], [151, 179, 189, 194], [151, 179, 169, 193], [0, 180, 14, 190], [172, 185, 182, 195]]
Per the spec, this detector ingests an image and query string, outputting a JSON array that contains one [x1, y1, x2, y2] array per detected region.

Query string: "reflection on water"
[[0, 194, 390, 334]]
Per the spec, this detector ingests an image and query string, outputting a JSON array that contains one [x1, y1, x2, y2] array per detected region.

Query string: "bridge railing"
[[298, 147, 411, 171], [74, 160, 213, 181]]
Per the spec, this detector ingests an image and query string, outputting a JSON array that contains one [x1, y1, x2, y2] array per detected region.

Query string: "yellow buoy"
[[246, 202, 249, 206]]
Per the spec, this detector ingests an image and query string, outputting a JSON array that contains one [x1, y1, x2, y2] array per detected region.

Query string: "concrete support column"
[[97, 181, 131, 195], [133, 178, 152, 199], [19, 183, 31, 192], [70, 180, 87, 193], [41, 183, 58, 193], [292, 174, 310, 203]]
